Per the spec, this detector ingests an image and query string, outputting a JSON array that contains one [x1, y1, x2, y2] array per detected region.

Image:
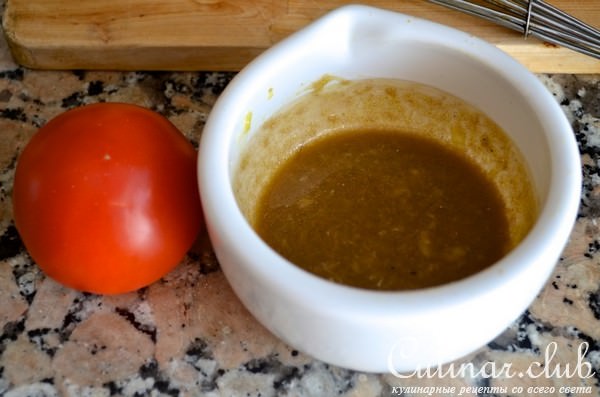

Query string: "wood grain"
[[3, 0, 600, 72]]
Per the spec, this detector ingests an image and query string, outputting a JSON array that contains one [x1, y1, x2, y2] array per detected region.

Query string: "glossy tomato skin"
[[13, 103, 203, 294]]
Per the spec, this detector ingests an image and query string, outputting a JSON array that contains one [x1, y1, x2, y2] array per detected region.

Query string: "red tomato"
[[12, 103, 203, 294]]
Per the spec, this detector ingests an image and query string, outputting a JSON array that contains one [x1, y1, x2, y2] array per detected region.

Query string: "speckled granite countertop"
[[1, 5, 600, 397]]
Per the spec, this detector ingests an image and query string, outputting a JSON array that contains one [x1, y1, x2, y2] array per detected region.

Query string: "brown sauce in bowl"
[[254, 130, 510, 290], [234, 77, 538, 291]]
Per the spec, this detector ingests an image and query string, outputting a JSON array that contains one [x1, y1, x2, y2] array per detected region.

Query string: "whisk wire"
[[427, 0, 600, 59], [524, 0, 533, 37]]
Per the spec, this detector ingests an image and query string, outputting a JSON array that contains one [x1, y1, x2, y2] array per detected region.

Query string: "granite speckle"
[[0, 225, 22, 260], [589, 290, 600, 320], [1, 3, 600, 396]]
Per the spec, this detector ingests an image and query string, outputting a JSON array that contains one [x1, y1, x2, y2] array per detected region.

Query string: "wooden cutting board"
[[3, 0, 600, 73]]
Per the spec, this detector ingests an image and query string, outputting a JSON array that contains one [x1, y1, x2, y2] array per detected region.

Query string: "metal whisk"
[[427, 0, 600, 59]]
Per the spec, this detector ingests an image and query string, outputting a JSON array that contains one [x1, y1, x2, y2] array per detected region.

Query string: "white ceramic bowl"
[[198, 5, 581, 373]]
